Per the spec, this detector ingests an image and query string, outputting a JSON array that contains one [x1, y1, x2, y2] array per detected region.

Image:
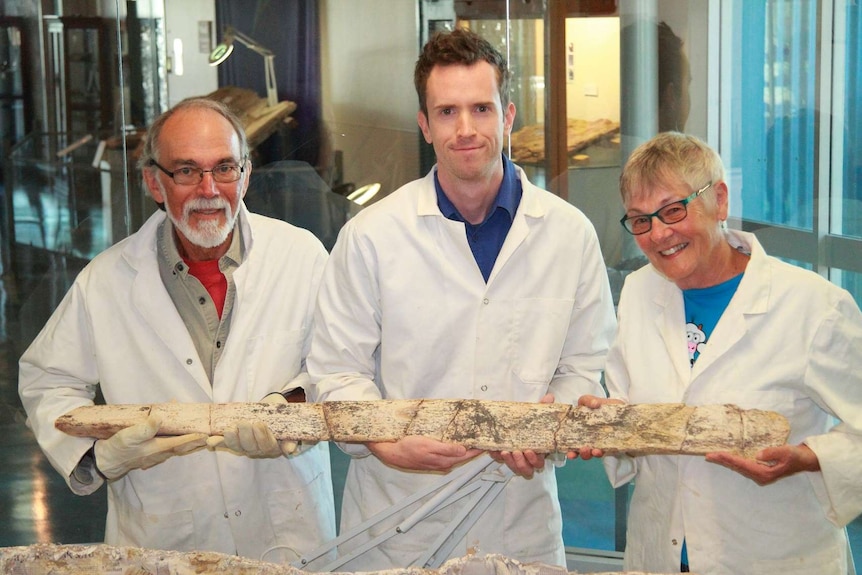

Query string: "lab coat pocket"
[[114, 505, 196, 551], [266, 470, 335, 562], [245, 329, 304, 399], [512, 298, 573, 385]]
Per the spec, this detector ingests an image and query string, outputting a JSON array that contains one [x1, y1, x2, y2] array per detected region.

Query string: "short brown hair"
[[414, 28, 511, 116]]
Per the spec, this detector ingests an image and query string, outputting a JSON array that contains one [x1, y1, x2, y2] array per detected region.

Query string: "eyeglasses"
[[149, 159, 245, 186], [619, 182, 712, 235]]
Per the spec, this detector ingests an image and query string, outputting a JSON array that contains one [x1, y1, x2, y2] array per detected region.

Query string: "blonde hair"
[[620, 132, 725, 205]]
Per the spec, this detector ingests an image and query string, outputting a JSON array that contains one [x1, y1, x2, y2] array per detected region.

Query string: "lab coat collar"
[[123, 202, 255, 265], [416, 162, 546, 286], [417, 162, 546, 219], [120, 203, 256, 396], [650, 229, 772, 384]]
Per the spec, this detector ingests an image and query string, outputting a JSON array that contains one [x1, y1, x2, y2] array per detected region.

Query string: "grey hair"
[[137, 97, 249, 172]]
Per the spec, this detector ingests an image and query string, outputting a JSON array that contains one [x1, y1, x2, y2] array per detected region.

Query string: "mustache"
[[183, 197, 230, 217]]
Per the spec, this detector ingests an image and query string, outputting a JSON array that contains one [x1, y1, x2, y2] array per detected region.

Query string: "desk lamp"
[[209, 26, 278, 106]]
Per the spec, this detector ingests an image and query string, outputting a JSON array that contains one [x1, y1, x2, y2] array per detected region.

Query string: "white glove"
[[207, 393, 298, 458], [94, 414, 208, 480]]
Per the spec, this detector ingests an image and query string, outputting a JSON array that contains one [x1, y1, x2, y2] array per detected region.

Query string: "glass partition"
[[0, 0, 859, 569]]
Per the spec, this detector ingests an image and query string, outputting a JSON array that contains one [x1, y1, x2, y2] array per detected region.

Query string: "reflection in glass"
[[841, 2, 862, 239], [729, 1, 817, 230]]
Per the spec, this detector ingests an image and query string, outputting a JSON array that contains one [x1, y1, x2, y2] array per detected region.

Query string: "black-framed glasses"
[[149, 159, 245, 186], [619, 182, 713, 235]]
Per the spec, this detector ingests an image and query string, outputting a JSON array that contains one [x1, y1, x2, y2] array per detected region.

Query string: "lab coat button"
[[235, 510, 242, 517], [176, 263, 184, 271], [216, 340, 222, 348], [481, 385, 488, 391], [483, 298, 489, 305], [186, 358, 193, 365], [198, 296, 206, 305], [223, 512, 229, 519], [672, 539, 678, 545]]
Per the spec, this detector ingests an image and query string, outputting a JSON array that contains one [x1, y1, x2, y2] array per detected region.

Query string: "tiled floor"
[[0, 245, 108, 547]]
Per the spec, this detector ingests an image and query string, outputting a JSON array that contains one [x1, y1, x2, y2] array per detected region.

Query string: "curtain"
[[214, 0, 322, 168]]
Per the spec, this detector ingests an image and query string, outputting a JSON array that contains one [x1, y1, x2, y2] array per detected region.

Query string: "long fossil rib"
[[0, 544, 683, 575], [54, 399, 790, 458]]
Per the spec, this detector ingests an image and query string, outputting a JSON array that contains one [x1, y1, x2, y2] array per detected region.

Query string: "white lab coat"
[[19, 206, 336, 563], [604, 230, 862, 575], [307, 166, 617, 570]]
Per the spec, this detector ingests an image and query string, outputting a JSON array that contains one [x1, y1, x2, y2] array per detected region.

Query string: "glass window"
[[1, 0, 860, 568], [728, 1, 818, 231], [839, 1, 862, 240]]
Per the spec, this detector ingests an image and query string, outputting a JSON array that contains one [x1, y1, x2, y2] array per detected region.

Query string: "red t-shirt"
[[185, 258, 227, 318]]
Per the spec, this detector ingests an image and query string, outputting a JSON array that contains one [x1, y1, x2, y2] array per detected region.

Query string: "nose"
[[197, 171, 220, 197], [456, 112, 476, 137], [648, 216, 674, 242]]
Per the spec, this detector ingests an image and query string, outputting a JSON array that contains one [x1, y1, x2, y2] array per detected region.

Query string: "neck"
[[710, 242, 750, 284], [175, 230, 233, 262], [438, 167, 504, 225]]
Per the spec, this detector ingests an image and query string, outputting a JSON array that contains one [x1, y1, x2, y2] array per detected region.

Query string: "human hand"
[[94, 414, 208, 480], [490, 449, 546, 479], [567, 394, 626, 461], [368, 436, 482, 472], [207, 393, 298, 458], [705, 443, 820, 485], [490, 393, 556, 478]]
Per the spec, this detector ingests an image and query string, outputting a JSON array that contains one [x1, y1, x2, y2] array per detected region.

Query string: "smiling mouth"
[[660, 243, 688, 256], [193, 208, 224, 216]]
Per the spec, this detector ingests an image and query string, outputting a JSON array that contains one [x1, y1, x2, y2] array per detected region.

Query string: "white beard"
[[164, 194, 238, 249]]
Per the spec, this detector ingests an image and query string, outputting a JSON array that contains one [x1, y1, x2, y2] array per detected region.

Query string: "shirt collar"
[[434, 155, 520, 224], [157, 216, 244, 273]]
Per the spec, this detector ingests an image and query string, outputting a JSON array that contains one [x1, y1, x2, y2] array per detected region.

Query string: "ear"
[[240, 160, 252, 199], [417, 111, 432, 144], [143, 167, 165, 204], [503, 102, 516, 136], [714, 180, 730, 221]]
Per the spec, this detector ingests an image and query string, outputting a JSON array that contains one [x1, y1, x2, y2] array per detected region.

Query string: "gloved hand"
[[207, 392, 298, 458], [94, 414, 208, 480]]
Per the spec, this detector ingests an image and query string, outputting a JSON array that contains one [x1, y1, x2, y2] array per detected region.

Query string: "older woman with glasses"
[[578, 132, 862, 575]]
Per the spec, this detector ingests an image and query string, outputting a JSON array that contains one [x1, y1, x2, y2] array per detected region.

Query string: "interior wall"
[[164, 0, 218, 107], [320, 0, 421, 199], [565, 17, 621, 123]]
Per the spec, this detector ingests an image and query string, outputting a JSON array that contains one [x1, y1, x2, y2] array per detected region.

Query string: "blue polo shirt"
[[435, 155, 522, 282]]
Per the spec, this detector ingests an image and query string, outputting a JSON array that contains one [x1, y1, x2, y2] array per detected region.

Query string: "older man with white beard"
[[18, 98, 336, 562]]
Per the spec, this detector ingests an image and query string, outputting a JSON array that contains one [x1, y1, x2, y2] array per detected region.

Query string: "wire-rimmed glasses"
[[149, 159, 245, 186]]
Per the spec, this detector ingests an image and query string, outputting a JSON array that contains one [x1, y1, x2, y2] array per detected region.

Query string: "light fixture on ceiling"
[[209, 26, 278, 107]]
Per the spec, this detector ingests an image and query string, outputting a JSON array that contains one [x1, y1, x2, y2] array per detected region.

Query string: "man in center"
[[308, 29, 616, 569]]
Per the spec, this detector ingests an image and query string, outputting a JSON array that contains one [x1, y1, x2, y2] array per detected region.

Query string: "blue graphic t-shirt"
[[680, 272, 744, 569], [682, 273, 744, 366]]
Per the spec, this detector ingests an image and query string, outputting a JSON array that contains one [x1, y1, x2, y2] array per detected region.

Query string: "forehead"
[[426, 61, 501, 105], [158, 108, 241, 162], [625, 176, 690, 208]]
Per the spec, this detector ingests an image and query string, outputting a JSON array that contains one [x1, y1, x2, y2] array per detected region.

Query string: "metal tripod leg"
[[292, 455, 512, 571], [416, 464, 513, 568]]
